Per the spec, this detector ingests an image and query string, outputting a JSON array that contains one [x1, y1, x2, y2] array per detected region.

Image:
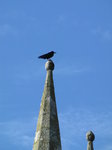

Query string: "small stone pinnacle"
[[86, 131, 95, 142], [45, 59, 54, 71]]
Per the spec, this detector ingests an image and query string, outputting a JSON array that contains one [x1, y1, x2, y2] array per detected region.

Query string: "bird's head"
[[52, 51, 56, 54]]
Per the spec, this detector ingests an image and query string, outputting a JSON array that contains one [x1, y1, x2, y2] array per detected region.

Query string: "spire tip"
[[45, 59, 54, 71], [86, 131, 95, 142]]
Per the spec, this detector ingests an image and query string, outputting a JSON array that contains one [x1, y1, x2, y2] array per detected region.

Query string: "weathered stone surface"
[[33, 60, 62, 150], [45, 59, 54, 71], [86, 131, 95, 150]]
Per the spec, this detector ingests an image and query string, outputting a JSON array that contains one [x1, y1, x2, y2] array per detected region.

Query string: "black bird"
[[38, 51, 56, 59]]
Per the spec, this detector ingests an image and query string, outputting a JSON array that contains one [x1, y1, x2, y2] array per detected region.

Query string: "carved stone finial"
[[86, 131, 95, 150], [45, 59, 54, 71], [86, 131, 95, 142]]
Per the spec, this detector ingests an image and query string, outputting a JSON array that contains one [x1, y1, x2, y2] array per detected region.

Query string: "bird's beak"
[[54, 52, 56, 54]]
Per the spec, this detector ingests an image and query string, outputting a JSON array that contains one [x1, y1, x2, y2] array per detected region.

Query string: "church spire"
[[33, 60, 62, 150]]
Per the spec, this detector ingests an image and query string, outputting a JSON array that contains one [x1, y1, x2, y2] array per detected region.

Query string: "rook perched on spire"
[[38, 51, 56, 59]]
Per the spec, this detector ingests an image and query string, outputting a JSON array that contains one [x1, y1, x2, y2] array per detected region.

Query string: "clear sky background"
[[0, 0, 112, 150]]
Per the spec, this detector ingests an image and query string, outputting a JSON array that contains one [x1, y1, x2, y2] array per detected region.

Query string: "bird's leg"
[[48, 59, 52, 61]]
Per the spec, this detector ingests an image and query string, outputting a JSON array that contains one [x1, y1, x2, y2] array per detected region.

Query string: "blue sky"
[[0, 0, 112, 149]]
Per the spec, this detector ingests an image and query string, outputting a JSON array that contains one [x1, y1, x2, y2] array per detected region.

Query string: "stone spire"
[[33, 60, 62, 150], [86, 131, 95, 150]]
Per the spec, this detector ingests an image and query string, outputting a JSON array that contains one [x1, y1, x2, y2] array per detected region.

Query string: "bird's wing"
[[38, 53, 48, 59]]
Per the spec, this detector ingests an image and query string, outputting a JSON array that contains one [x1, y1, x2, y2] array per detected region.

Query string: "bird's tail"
[[38, 56, 42, 58]]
